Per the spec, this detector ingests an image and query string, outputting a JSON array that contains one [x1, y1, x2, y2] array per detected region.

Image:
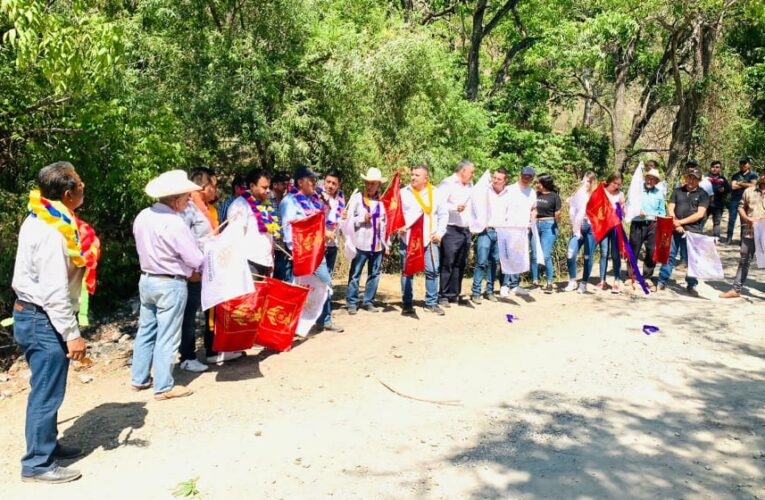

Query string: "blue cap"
[[293, 166, 318, 184], [521, 166, 536, 177]]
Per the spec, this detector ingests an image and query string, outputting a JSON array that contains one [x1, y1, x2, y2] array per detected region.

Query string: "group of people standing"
[[9, 156, 764, 483]]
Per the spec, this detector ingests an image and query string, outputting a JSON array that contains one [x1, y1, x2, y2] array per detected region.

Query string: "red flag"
[[291, 212, 326, 276], [403, 215, 425, 276], [380, 171, 405, 241], [253, 278, 310, 352], [586, 183, 621, 243], [213, 281, 269, 352], [653, 216, 674, 265]]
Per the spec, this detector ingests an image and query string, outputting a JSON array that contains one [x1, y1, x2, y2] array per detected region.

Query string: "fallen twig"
[[376, 377, 462, 407]]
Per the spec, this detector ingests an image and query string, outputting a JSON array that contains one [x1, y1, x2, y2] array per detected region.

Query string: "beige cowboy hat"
[[145, 170, 202, 198], [644, 168, 662, 181], [360, 167, 387, 183]]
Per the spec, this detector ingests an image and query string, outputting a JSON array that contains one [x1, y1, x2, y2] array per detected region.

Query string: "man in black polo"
[[724, 156, 758, 244], [703, 160, 730, 239]]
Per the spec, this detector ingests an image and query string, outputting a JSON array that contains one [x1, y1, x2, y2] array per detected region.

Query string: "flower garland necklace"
[[293, 189, 324, 216], [325, 190, 345, 228], [241, 191, 283, 239]]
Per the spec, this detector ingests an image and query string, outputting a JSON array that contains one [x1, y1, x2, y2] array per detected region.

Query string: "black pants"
[[628, 220, 658, 280], [180, 281, 215, 359], [704, 205, 724, 238], [733, 238, 755, 292], [439, 225, 471, 301]]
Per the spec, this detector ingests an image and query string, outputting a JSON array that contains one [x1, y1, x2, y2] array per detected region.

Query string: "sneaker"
[[471, 294, 482, 304], [564, 280, 578, 292], [438, 298, 451, 308], [512, 286, 530, 296], [611, 281, 621, 294], [323, 323, 345, 333], [424, 305, 446, 316], [499, 286, 510, 297], [686, 286, 699, 298], [205, 351, 243, 364], [544, 283, 554, 294], [347, 306, 358, 315], [485, 293, 498, 302], [361, 303, 381, 312], [401, 307, 416, 317], [719, 290, 741, 299], [577, 283, 587, 294], [180, 359, 208, 373], [595, 281, 606, 290], [22, 466, 82, 484]]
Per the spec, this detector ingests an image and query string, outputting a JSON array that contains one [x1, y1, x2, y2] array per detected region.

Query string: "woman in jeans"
[[565, 172, 598, 293], [531, 173, 562, 293], [596, 172, 625, 293]]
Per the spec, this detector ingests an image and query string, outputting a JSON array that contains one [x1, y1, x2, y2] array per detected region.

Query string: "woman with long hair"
[[564, 172, 598, 293], [530, 173, 562, 292], [596, 172, 626, 293]]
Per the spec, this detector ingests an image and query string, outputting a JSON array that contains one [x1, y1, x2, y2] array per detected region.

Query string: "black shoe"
[[686, 286, 699, 298], [323, 323, 345, 332], [485, 293, 498, 302], [401, 307, 416, 317], [471, 294, 482, 304], [544, 283, 553, 294], [53, 443, 83, 460], [424, 305, 445, 316], [347, 306, 357, 315], [438, 298, 451, 308], [22, 466, 82, 484], [361, 303, 381, 313]]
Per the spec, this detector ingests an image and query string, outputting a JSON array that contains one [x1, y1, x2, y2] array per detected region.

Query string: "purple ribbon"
[[506, 314, 516, 323], [642, 325, 659, 335], [615, 202, 650, 295], [362, 195, 382, 251]]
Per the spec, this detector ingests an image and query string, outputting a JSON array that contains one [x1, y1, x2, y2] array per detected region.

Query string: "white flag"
[[625, 161, 644, 222], [699, 177, 714, 196], [568, 180, 589, 239], [200, 227, 254, 311], [497, 227, 530, 274], [685, 232, 724, 280], [293, 274, 330, 337], [530, 222, 544, 265], [754, 219, 765, 269], [339, 205, 357, 262], [468, 170, 491, 234]]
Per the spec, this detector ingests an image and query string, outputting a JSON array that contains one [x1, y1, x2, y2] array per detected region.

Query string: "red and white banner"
[[291, 212, 326, 276]]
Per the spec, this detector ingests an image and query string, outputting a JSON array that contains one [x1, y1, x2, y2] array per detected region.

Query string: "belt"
[[141, 272, 187, 281], [448, 225, 470, 233], [15, 300, 43, 312]]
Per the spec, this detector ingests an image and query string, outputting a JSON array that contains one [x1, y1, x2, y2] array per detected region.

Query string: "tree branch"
[[482, 0, 519, 37], [422, 0, 463, 24], [489, 36, 540, 95]]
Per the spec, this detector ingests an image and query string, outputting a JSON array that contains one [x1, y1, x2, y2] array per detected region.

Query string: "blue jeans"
[[400, 241, 439, 307], [313, 257, 334, 327], [530, 220, 558, 283], [726, 199, 741, 241], [346, 250, 383, 308], [658, 232, 699, 287], [13, 303, 70, 476], [131, 275, 188, 394], [325, 246, 338, 277], [567, 219, 596, 281], [598, 228, 622, 281], [471, 229, 499, 295], [273, 246, 292, 282]]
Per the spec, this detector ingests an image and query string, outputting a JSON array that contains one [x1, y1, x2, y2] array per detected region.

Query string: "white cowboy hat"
[[145, 170, 202, 198], [360, 167, 387, 183], [644, 168, 662, 181]]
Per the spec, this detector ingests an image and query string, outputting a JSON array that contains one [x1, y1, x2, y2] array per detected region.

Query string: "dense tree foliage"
[[1, 0, 763, 315]]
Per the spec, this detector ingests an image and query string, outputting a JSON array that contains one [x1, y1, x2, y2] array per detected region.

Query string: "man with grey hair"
[[12, 161, 89, 483], [438, 159, 475, 305]]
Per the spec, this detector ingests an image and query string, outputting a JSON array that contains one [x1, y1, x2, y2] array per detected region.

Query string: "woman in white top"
[[596, 172, 626, 293]]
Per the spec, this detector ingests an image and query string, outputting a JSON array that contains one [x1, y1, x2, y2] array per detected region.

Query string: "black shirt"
[[706, 173, 730, 208], [536, 191, 561, 218], [670, 186, 710, 233], [731, 170, 759, 201]]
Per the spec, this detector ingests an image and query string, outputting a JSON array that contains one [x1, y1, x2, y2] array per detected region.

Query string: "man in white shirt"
[[500, 166, 537, 296], [345, 167, 388, 314], [399, 164, 449, 315], [438, 159, 475, 306], [471, 168, 510, 303], [12, 162, 88, 483]]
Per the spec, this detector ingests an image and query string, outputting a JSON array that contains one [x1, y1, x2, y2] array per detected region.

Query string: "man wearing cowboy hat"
[[345, 167, 389, 314], [627, 160, 667, 285], [131, 170, 204, 401]]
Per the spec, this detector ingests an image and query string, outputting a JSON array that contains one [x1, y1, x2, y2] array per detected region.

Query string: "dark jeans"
[[346, 250, 383, 308], [13, 303, 70, 476], [439, 225, 471, 301], [732, 237, 755, 292], [598, 228, 622, 281], [726, 199, 742, 241], [325, 246, 338, 278], [273, 246, 292, 282], [180, 281, 215, 359], [704, 205, 724, 238], [658, 232, 698, 288], [471, 229, 499, 295], [628, 220, 658, 280]]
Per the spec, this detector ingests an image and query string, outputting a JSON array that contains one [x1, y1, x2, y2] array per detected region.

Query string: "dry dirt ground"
[[1, 243, 764, 499]]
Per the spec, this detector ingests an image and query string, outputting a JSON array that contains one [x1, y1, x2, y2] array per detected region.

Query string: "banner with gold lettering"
[[252, 278, 309, 351], [586, 183, 621, 243], [653, 216, 673, 265], [403, 214, 425, 276], [381, 171, 405, 241], [291, 212, 326, 276], [213, 281, 269, 352]]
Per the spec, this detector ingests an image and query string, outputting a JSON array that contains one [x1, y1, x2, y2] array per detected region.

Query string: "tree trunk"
[[466, 0, 488, 101], [612, 39, 636, 172]]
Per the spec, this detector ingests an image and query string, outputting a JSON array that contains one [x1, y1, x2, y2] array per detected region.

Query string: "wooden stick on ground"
[[376, 377, 462, 407]]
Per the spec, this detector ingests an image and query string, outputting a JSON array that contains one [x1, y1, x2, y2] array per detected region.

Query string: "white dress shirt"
[[400, 184, 448, 244], [505, 182, 537, 228], [12, 216, 84, 342], [347, 192, 388, 252], [133, 203, 204, 277], [486, 186, 512, 228], [226, 196, 275, 267], [438, 174, 473, 227]]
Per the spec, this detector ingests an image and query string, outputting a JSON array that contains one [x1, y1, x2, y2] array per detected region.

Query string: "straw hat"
[[644, 168, 662, 181], [360, 167, 387, 183], [145, 170, 202, 198]]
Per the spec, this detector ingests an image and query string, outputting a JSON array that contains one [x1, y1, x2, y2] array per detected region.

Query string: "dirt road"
[[1, 244, 763, 499]]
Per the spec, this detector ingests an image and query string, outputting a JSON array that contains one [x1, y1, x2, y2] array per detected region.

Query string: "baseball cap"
[[686, 167, 702, 179], [685, 159, 699, 167], [272, 171, 290, 183], [293, 166, 318, 184], [521, 166, 536, 177]]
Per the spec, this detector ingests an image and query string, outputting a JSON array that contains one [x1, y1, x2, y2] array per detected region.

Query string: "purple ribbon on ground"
[[642, 325, 659, 335], [506, 314, 516, 323], [615, 202, 650, 295]]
